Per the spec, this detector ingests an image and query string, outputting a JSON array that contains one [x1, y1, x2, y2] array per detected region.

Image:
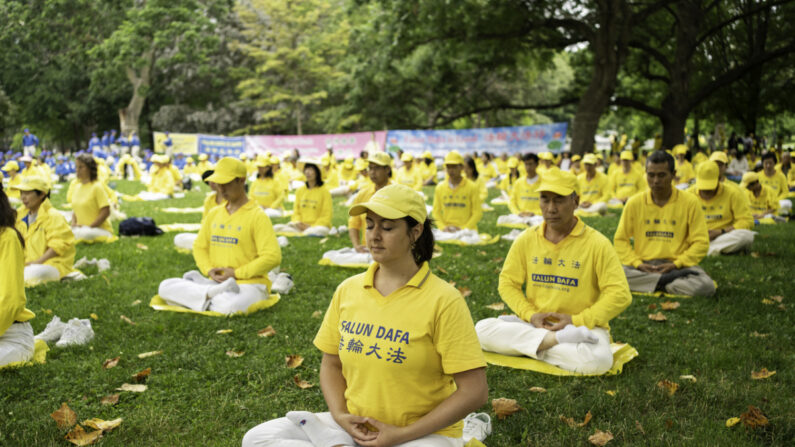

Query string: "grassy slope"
[[1, 181, 793, 446]]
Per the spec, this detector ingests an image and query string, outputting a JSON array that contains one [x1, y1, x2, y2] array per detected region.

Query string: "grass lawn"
[[2, 179, 793, 446]]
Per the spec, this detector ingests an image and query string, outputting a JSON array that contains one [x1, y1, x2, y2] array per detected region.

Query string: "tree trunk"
[[661, 110, 686, 150], [119, 46, 155, 137]]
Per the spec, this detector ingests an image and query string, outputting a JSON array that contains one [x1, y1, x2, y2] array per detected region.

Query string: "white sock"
[[286, 411, 351, 447], [207, 277, 239, 298], [555, 324, 598, 344]]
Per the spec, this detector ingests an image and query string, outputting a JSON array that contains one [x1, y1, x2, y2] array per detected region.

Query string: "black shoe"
[[655, 269, 697, 292]]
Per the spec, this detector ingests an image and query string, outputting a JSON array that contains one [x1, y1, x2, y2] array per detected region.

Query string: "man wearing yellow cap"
[[432, 151, 483, 234], [249, 156, 285, 217], [759, 152, 791, 215], [476, 169, 632, 374], [741, 172, 781, 221], [497, 153, 544, 227], [614, 151, 715, 296], [419, 151, 437, 186], [607, 151, 646, 207], [569, 154, 582, 176], [706, 151, 741, 193], [2, 161, 22, 202], [672, 144, 695, 189], [196, 153, 214, 176], [158, 157, 282, 315], [497, 157, 521, 203], [395, 153, 423, 191], [137, 155, 176, 200], [343, 152, 393, 254], [536, 151, 555, 176], [576, 154, 610, 215], [691, 161, 754, 256]]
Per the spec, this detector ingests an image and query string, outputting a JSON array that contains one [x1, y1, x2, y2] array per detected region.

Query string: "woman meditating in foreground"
[[243, 184, 488, 447]]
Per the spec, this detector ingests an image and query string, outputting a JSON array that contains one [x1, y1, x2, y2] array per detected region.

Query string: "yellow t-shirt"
[[432, 178, 482, 230], [419, 161, 437, 183], [675, 160, 695, 184], [472, 175, 488, 202], [339, 166, 357, 183], [608, 168, 647, 200], [498, 172, 519, 193], [396, 166, 423, 191], [323, 168, 340, 189], [148, 168, 175, 195], [15, 199, 76, 278], [69, 181, 112, 233], [6, 175, 22, 199], [313, 262, 486, 438], [690, 183, 753, 231], [193, 200, 281, 287], [498, 219, 631, 329], [745, 186, 779, 215], [508, 175, 541, 215], [249, 178, 284, 210], [202, 192, 223, 218], [196, 161, 215, 176], [577, 171, 610, 204], [614, 189, 709, 268], [0, 228, 35, 336], [758, 170, 788, 200], [292, 185, 332, 228]]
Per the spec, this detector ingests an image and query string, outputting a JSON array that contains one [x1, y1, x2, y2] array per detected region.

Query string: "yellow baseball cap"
[[507, 158, 519, 168], [349, 184, 426, 223], [422, 150, 433, 159], [355, 158, 368, 171], [343, 156, 354, 169], [537, 168, 579, 196], [740, 171, 759, 188], [254, 155, 271, 168], [400, 152, 414, 162], [571, 154, 582, 162], [2, 161, 20, 172], [269, 155, 280, 165], [709, 151, 728, 164], [582, 154, 598, 165], [198, 153, 208, 161], [673, 144, 688, 155], [12, 175, 50, 193], [186, 157, 194, 164], [368, 152, 392, 167], [240, 153, 248, 160], [538, 151, 553, 161], [206, 157, 247, 184], [620, 151, 634, 161], [444, 151, 464, 165], [696, 161, 720, 190]]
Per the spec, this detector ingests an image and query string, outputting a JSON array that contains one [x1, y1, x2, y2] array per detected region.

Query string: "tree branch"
[[612, 96, 664, 118], [695, 0, 792, 48], [629, 39, 672, 71]]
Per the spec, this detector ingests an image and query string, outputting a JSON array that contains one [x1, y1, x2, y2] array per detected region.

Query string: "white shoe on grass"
[[56, 318, 94, 348], [462, 412, 492, 442], [34, 316, 68, 343]]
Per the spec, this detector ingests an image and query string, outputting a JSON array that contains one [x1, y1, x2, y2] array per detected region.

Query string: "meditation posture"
[[476, 170, 632, 375], [396, 153, 423, 191], [243, 184, 488, 447], [614, 151, 715, 296], [673, 144, 695, 189], [69, 154, 114, 242], [576, 154, 610, 215], [497, 153, 543, 227], [0, 186, 36, 366], [741, 172, 780, 220], [158, 158, 281, 315], [249, 156, 285, 218], [348, 152, 392, 253], [273, 161, 332, 236], [139, 155, 176, 200], [13, 177, 76, 285], [607, 151, 646, 206], [432, 151, 482, 233], [758, 152, 791, 215], [2, 161, 22, 203]]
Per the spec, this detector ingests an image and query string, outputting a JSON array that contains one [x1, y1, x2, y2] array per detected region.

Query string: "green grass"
[[1, 180, 793, 446]]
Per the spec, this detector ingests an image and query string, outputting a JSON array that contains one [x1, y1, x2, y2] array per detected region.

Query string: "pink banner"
[[245, 131, 387, 159]]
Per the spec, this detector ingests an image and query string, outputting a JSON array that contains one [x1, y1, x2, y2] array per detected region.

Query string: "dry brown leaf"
[[436, 266, 449, 275], [661, 301, 680, 310], [588, 429, 614, 446], [89, 313, 99, 320], [478, 250, 487, 256], [529, 386, 547, 393], [761, 299, 775, 305], [778, 304, 786, 311], [286, 355, 304, 369], [130, 299, 142, 306], [648, 312, 667, 322], [120, 315, 135, 325], [44, 308, 53, 315], [750, 331, 769, 338], [258, 326, 276, 337], [293, 375, 314, 389], [560, 411, 592, 428], [679, 375, 697, 383], [216, 329, 233, 334], [461, 275, 470, 281], [635, 420, 645, 434], [65, 425, 103, 446], [82, 418, 122, 432], [769, 295, 784, 303], [751, 368, 776, 380], [137, 350, 162, 359], [657, 380, 679, 396], [492, 397, 521, 419], [102, 357, 120, 369], [492, 257, 504, 263], [116, 383, 147, 392], [750, 251, 760, 258], [485, 302, 506, 311], [319, 238, 328, 244], [457, 287, 472, 298], [647, 303, 657, 310], [453, 252, 462, 258], [51, 402, 77, 429], [226, 350, 245, 358], [311, 310, 322, 318], [740, 405, 768, 429], [136, 243, 148, 250], [132, 367, 151, 383], [100, 394, 119, 406]]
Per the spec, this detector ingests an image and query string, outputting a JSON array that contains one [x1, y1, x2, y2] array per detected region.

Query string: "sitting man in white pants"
[[576, 153, 610, 215], [476, 169, 632, 375], [158, 158, 282, 315]]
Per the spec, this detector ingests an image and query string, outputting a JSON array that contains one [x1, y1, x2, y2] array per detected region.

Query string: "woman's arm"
[[319, 353, 377, 442], [27, 247, 57, 266], [89, 206, 110, 228]]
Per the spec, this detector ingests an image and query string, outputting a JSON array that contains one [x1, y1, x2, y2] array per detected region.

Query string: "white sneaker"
[[271, 273, 294, 295], [277, 236, 289, 247], [56, 318, 95, 348], [462, 412, 492, 442], [35, 316, 68, 343], [329, 227, 339, 236]]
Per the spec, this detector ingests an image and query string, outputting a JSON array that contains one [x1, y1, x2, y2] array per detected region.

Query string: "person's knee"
[[474, 318, 499, 335], [576, 345, 614, 375]]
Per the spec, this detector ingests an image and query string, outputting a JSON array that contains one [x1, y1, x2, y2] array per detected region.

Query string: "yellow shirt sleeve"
[[0, 229, 34, 336]]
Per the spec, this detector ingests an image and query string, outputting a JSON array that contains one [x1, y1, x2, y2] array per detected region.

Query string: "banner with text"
[[197, 135, 246, 157], [153, 132, 199, 154], [385, 123, 567, 157], [245, 131, 387, 159]]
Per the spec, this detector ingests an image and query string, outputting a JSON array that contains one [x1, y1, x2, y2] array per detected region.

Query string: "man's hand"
[[332, 413, 377, 443], [530, 312, 572, 331], [656, 262, 677, 274], [708, 229, 722, 240], [518, 211, 535, 217], [208, 267, 235, 282], [291, 222, 309, 231], [637, 263, 657, 273], [638, 262, 677, 273], [355, 417, 407, 447], [580, 201, 592, 208], [443, 225, 460, 232]]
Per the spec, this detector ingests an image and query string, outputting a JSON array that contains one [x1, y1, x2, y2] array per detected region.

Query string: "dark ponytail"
[[404, 216, 434, 264], [0, 186, 24, 247]]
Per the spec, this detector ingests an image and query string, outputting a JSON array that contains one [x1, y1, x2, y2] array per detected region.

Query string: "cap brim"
[[537, 184, 574, 196], [205, 172, 237, 184], [696, 178, 719, 190], [349, 202, 406, 220]]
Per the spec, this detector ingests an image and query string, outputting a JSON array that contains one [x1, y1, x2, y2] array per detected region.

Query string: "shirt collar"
[[364, 261, 431, 290], [536, 217, 585, 240]]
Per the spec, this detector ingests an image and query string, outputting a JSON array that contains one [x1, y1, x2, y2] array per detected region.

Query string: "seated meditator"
[[741, 172, 781, 221], [348, 152, 392, 253], [576, 153, 610, 215], [432, 151, 483, 239], [758, 151, 792, 215], [139, 155, 176, 200], [69, 154, 115, 242], [607, 150, 646, 207], [497, 153, 543, 227], [614, 151, 715, 296], [476, 169, 632, 375], [689, 161, 754, 256], [158, 158, 281, 315], [243, 184, 488, 447], [249, 156, 286, 218], [273, 160, 333, 236]]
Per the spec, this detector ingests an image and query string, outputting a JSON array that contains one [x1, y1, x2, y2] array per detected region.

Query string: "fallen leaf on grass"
[[769, 295, 784, 303], [751, 368, 776, 380], [130, 299, 141, 306], [605, 390, 616, 396], [492, 398, 521, 419], [657, 380, 679, 396], [89, 313, 99, 320], [436, 266, 449, 275], [679, 375, 697, 383], [457, 287, 472, 298], [136, 243, 148, 251], [216, 329, 233, 334], [293, 375, 314, 389], [725, 417, 741, 427], [485, 302, 505, 311], [492, 257, 504, 263], [102, 357, 120, 369], [132, 367, 151, 383], [761, 299, 775, 305], [778, 304, 786, 311], [529, 386, 546, 393], [647, 303, 657, 310], [226, 350, 245, 358], [82, 418, 122, 432], [750, 251, 759, 258], [560, 411, 592, 428], [478, 250, 488, 256], [453, 252, 462, 258], [65, 425, 103, 446], [137, 350, 162, 359], [588, 429, 614, 446], [311, 310, 322, 318], [51, 402, 77, 429], [635, 421, 645, 434], [116, 383, 147, 392], [286, 355, 304, 369], [44, 308, 53, 315], [258, 326, 276, 337], [750, 331, 769, 338], [319, 238, 328, 244], [661, 301, 680, 310], [740, 405, 768, 429], [100, 394, 119, 406], [120, 315, 135, 325], [648, 312, 667, 322]]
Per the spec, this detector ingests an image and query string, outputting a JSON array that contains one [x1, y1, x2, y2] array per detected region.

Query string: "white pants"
[[131, 145, 141, 158], [475, 316, 613, 375], [24, 264, 60, 284], [174, 233, 198, 251], [0, 322, 35, 367], [497, 214, 544, 227], [242, 412, 463, 447], [675, 183, 690, 190], [708, 229, 755, 256], [322, 248, 373, 265], [264, 208, 284, 219], [138, 191, 170, 201], [329, 185, 352, 197], [72, 226, 113, 242], [779, 199, 792, 215], [273, 223, 330, 237], [578, 202, 607, 214], [623, 264, 716, 296], [23, 145, 36, 157], [158, 275, 269, 315], [432, 229, 483, 245], [607, 198, 625, 206]]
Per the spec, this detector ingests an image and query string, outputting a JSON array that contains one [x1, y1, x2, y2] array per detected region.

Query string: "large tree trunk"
[[119, 46, 155, 137]]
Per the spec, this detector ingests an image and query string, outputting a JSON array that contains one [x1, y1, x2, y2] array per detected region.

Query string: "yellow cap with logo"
[[206, 157, 247, 184]]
